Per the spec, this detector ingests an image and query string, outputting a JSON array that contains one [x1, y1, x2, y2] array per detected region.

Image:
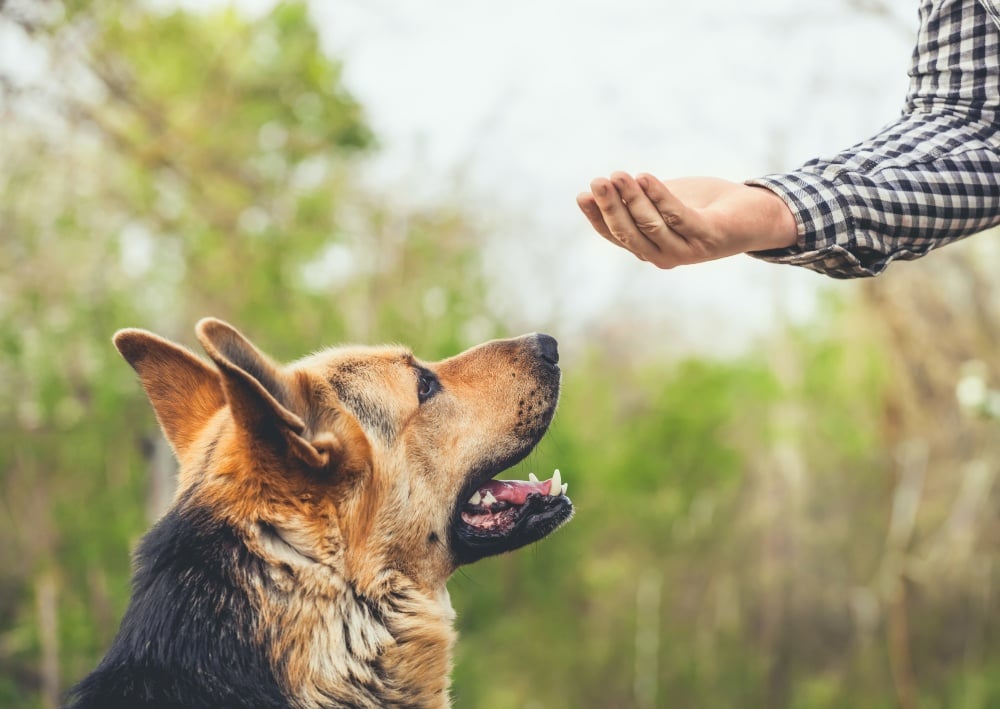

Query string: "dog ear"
[[195, 318, 333, 469], [113, 328, 226, 459]]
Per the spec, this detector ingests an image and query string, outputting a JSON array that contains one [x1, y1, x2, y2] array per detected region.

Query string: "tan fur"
[[113, 318, 563, 708]]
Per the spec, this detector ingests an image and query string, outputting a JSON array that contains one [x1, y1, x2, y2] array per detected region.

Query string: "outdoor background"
[[1, 0, 997, 707]]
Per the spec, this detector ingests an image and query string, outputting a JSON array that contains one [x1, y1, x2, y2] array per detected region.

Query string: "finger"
[[589, 177, 660, 259], [610, 171, 682, 257], [576, 192, 613, 240], [577, 192, 626, 248], [637, 174, 725, 264], [635, 173, 690, 235], [577, 192, 647, 259]]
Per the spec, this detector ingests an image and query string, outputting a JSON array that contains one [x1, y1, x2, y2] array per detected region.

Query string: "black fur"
[[64, 502, 288, 709]]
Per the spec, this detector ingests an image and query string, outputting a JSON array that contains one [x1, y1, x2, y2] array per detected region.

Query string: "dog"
[[65, 318, 573, 709]]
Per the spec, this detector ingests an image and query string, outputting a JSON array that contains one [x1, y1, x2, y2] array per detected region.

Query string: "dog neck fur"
[[182, 412, 459, 709]]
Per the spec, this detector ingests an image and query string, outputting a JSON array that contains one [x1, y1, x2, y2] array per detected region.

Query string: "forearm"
[[696, 181, 798, 253]]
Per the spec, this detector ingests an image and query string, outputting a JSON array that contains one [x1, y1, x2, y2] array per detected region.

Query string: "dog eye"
[[417, 371, 439, 403]]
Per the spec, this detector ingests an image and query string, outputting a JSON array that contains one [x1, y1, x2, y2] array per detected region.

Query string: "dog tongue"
[[479, 478, 550, 505]]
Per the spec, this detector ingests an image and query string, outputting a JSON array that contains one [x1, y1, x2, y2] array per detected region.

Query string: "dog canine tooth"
[[528, 472, 539, 483], [469, 491, 482, 506], [549, 469, 562, 496]]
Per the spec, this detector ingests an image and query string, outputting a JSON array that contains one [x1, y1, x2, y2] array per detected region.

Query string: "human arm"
[[579, 0, 1000, 279], [580, 110, 1000, 279], [743, 110, 1000, 278], [745, 0, 1000, 278]]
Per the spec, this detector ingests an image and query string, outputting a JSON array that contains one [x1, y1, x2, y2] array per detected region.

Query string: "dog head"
[[113, 318, 573, 597]]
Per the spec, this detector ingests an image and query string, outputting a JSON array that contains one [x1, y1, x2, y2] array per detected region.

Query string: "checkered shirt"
[[748, 0, 1000, 279]]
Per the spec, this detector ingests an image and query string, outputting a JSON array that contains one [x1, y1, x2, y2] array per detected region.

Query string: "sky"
[[2, 0, 920, 355], [304, 0, 918, 355]]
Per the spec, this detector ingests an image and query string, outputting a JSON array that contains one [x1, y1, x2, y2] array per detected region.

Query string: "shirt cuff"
[[745, 172, 886, 279]]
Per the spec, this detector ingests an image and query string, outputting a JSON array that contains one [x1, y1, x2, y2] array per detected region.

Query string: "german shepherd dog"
[[66, 318, 572, 709]]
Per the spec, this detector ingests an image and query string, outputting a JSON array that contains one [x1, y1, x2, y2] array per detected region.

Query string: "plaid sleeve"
[[747, 0, 1000, 279], [984, 1, 1000, 27]]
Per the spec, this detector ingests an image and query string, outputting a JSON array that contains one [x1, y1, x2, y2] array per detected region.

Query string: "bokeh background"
[[1, 1, 998, 707]]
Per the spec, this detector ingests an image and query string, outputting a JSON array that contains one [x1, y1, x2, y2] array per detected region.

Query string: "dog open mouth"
[[452, 470, 573, 564]]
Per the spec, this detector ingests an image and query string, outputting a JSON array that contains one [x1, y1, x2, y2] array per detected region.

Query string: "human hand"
[[576, 172, 798, 268]]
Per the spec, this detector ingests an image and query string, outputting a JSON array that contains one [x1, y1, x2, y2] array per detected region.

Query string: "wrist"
[[746, 185, 798, 251]]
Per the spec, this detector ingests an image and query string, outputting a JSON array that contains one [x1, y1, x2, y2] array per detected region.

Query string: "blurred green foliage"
[[0, 2, 996, 708]]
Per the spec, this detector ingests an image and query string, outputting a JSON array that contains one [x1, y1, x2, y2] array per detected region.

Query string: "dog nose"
[[533, 333, 559, 365]]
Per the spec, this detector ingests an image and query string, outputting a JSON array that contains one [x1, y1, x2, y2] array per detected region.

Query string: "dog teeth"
[[549, 469, 562, 496], [469, 491, 482, 506], [482, 490, 497, 506], [528, 472, 539, 483], [561, 483, 568, 495]]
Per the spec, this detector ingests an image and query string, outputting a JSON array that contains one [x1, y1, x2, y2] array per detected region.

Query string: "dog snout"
[[531, 333, 559, 366]]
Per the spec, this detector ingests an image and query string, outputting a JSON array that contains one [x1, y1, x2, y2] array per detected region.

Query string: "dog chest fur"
[[67, 499, 455, 709]]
